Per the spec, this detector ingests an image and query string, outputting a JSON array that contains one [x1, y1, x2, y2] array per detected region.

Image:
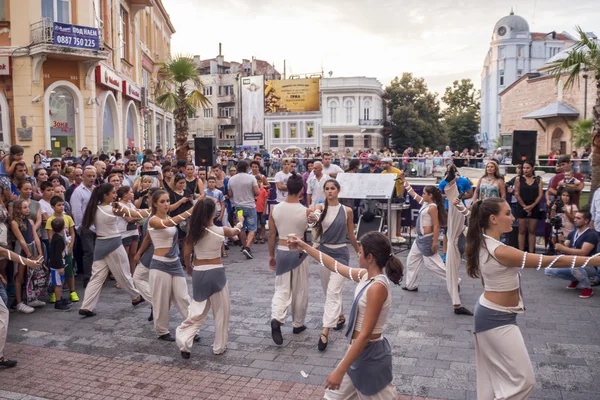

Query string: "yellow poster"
[[264, 78, 320, 113]]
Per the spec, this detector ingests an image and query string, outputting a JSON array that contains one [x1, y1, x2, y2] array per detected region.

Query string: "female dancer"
[[312, 179, 359, 351], [0, 248, 43, 368], [288, 232, 401, 399], [147, 189, 194, 341], [116, 186, 141, 274], [78, 184, 148, 317], [176, 198, 243, 358], [10, 199, 44, 314], [471, 160, 506, 203], [514, 161, 543, 253], [463, 197, 600, 399]]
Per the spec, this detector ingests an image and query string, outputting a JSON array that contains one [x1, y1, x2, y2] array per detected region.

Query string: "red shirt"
[[255, 187, 269, 213], [549, 172, 584, 206]]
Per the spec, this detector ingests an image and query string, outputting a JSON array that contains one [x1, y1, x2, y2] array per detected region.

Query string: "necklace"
[[483, 234, 505, 246]]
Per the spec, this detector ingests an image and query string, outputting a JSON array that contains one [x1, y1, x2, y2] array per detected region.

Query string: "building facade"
[[265, 112, 322, 153], [480, 10, 574, 150], [321, 77, 387, 152], [188, 52, 280, 149], [0, 0, 175, 164]]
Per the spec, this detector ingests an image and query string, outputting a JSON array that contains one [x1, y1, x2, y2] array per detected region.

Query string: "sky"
[[163, 0, 598, 96]]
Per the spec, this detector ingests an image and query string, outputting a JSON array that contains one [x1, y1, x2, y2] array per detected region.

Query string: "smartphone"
[[141, 170, 159, 177], [237, 209, 243, 218]]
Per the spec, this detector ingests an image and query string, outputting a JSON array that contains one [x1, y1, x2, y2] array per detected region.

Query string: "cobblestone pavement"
[[2, 242, 600, 399]]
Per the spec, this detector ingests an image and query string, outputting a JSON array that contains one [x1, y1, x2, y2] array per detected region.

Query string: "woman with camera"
[[550, 191, 577, 240], [133, 175, 154, 209], [514, 161, 543, 253]]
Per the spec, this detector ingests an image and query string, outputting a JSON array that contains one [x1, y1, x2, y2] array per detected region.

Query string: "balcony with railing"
[[30, 18, 109, 61], [217, 94, 236, 103], [359, 119, 384, 127], [217, 116, 237, 126]]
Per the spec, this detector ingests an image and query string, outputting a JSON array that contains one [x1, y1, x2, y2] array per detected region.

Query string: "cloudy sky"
[[163, 0, 597, 95]]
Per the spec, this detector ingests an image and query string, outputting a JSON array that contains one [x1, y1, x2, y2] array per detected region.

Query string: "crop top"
[[95, 205, 120, 238], [353, 274, 391, 335], [320, 204, 342, 232], [480, 237, 520, 292], [419, 203, 434, 228], [271, 201, 307, 239], [193, 225, 224, 259], [148, 219, 177, 249]]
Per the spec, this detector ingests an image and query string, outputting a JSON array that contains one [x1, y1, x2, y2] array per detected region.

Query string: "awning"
[[522, 101, 579, 119]]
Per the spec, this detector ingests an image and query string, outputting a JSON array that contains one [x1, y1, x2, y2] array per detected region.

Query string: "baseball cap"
[[368, 154, 379, 161], [381, 157, 393, 163]]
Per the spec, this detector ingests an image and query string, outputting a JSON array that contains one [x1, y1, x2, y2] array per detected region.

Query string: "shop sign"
[[122, 80, 142, 101], [53, 22, 100, 51], [96, 64, 122, 91], [0, 56, 11, 76]]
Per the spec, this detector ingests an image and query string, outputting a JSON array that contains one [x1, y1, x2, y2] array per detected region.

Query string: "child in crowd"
[[48, 217, 71, 311], [255, 176, 269, 244], [46, 196, 78, 303], [204, 175, 226, 256], [0, 145, 24, 177], [551, 191, 577, 240], [38, 181, 55, 262], [558, 170, 581, 188]]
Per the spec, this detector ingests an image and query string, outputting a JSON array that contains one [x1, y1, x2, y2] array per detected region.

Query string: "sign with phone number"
[[53, 22, 100, 51]]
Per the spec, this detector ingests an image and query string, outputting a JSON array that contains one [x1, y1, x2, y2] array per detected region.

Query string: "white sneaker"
[[28, 300, 46, 308], [392, 236, 407, 244], [17, 303, 35, 314]]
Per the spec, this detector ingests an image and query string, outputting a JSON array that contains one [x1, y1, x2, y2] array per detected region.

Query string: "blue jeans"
[[0, 281, 7, 306], [545, 267, 598, 289], [236, 206, 257, 232]]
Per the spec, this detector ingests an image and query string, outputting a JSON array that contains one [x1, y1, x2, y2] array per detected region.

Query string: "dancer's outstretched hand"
[[287, 235, 304, 251]]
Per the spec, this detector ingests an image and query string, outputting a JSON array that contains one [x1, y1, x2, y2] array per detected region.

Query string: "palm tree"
[[570, 119, 593, 150], [156, 55, 210, 160], [545, 27, 600, 196]]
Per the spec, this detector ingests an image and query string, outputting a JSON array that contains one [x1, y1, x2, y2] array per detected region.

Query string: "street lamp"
[[583, 67, 589, 119]]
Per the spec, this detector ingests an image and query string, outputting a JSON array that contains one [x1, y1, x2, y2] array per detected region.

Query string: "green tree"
[[545, 27, 600, 196], [570, 119, 593, 149], [441, 79, 480, 151], [156, 55, 210, 160], [386, 73, 446, 150]]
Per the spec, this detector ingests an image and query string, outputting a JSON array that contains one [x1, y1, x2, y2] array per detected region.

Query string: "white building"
[[265, 112, 322, 153], [321, 77, 388, 152], [480, 10, 574, 149]]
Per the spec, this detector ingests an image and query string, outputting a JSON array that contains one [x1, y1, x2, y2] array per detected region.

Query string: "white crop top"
[[95, 205, 120, 238], [419, 203, 434, 228], [271, 201, 307, 238], [480, 237, 520, 292], [148, 218, 177, 249], [193, 226, 224, 259], [354, 274, 391, 335]]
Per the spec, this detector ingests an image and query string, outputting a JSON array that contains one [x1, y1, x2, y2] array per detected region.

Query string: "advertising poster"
[[264, 78, 320, 113], [241, 76, 265, 146]]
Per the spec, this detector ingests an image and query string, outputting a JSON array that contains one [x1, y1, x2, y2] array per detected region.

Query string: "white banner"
[[241, 76, 265, 146]]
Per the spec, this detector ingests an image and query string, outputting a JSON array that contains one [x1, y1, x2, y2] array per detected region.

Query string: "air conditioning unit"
[[141, 87, 149, 108]]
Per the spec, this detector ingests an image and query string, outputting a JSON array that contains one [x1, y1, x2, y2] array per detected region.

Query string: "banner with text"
[[53, 22, 100, 50], [264, 78, 320, 113], [242, 76, 265, 146]]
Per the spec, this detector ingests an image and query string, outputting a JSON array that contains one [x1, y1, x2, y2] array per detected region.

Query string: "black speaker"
[[512, 131, 537, 165], [194, 137, 216, 167]]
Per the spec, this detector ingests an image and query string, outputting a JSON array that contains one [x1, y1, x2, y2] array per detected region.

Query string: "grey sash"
[[139, 219, 154, 268], [344, 278, 393, 396], [275, 248, 307, 276], [193, 267, 227, 302], [320, 244, 349, 265], [93, 237, 122, 261], [320, 206, 347, 245], [415, 204, 434, 257], [149, 229, 183, 276], [473, 300, 518, 334]]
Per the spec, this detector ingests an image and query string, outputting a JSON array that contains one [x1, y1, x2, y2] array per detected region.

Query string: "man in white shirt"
[[321, 153, 343, 178], [306, 161, 330, 205], [442, 146, 454, 166], [228, 160, 260, 259], [274, 158, 292, 203], [71, 167, 97, 286]]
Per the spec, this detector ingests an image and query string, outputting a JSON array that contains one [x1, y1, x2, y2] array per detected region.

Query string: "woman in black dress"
[[514, 161, 543, 253], [169, 174, 194, 248]]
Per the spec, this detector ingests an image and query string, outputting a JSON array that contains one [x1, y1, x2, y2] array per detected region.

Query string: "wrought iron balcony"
[[359, 119, 384, 126], [217, 94, 236, 103], [30, 18, 108, 59], [217, 116, 237, 126]]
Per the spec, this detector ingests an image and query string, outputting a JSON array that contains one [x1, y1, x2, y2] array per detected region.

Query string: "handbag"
[[0, 222, 8, 247]]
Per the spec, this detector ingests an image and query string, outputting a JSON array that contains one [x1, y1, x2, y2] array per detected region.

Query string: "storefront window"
[[126, 106, 135, 149], [102, 99, 116, 153], [155, 117, 163, 148], [166, 120, 172, 149], [49, 87, 76, 157]]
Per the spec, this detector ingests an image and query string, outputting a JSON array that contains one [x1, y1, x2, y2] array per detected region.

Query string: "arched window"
[[329, 99, 338, 124], [102, 96, 116, 153], [363, 99, 372, 121], [49, 87, 76, 157], [345, 99, 353, 123], [126, 105, 135, 149]]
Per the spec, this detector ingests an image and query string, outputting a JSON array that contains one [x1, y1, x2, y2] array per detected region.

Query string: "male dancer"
[[268, 173, 314, 344]]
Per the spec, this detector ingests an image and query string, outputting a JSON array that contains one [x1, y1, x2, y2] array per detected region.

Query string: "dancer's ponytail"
[[359, 231, 403, 285], [465, 197, 505, 279]]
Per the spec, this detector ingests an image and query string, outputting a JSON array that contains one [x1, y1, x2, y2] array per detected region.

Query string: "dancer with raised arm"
[[311, 179, 360, 351], [268, 172, 314, 345], [175, 198, 244, 359], [287, 232, 402, 399], [464, 197, 600, 399], [78, 184, 149, 317]]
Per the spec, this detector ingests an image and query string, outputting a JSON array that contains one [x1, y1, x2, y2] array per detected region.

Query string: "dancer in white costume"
[[464, 197, 600, 399]]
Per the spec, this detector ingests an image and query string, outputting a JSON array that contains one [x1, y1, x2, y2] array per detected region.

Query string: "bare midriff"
[[484, 288, 520, 307], [194, 257, 221, 266]]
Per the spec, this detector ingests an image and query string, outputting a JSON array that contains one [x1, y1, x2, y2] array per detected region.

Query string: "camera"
[[549, 215, 563, 230]]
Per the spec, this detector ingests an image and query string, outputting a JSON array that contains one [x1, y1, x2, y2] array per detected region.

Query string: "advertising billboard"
[[54, 22, 100, 50], [264, 78, 320, 113], [241, 76, 265, 146]]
